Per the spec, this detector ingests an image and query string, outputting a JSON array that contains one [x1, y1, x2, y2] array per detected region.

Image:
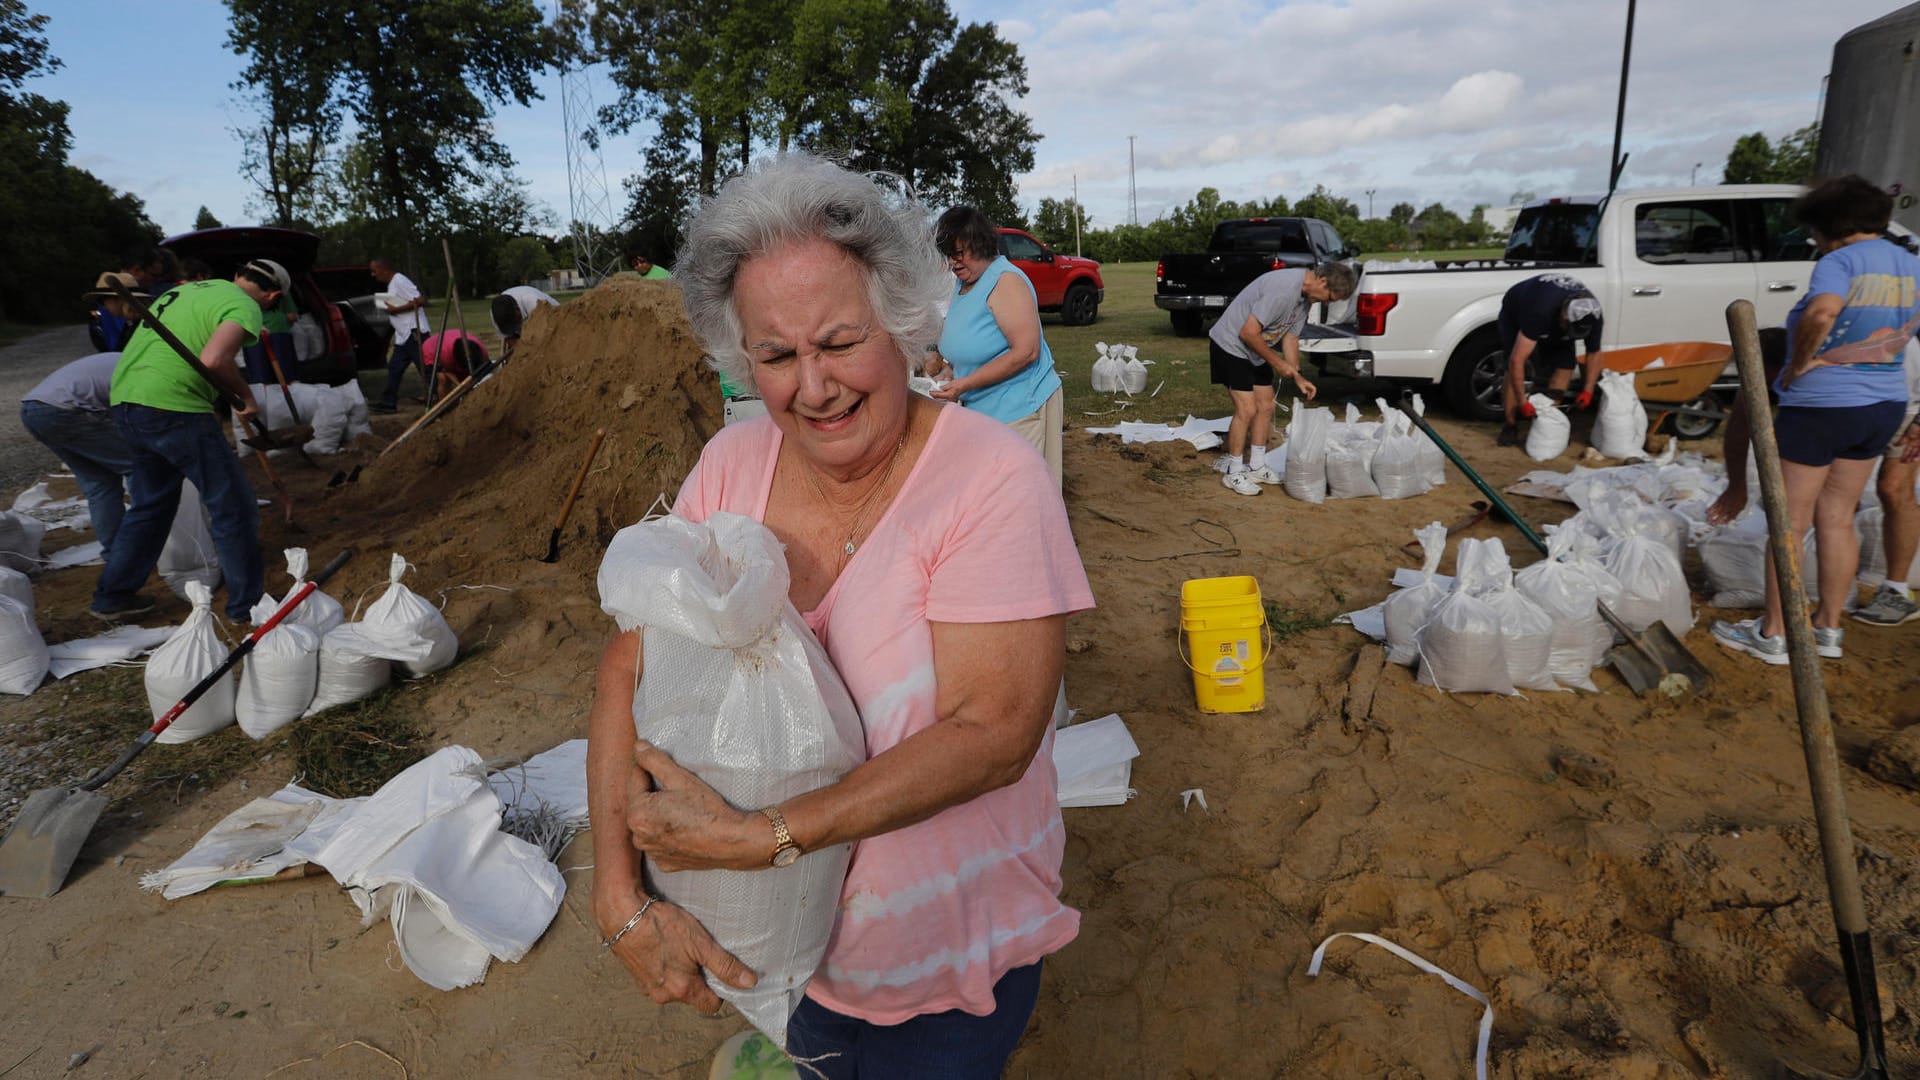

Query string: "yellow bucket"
[[1179, 575, 1268, 713]]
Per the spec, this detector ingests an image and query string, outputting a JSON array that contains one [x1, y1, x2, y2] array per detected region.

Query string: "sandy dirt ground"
[[3, 277, 1918, 1079]]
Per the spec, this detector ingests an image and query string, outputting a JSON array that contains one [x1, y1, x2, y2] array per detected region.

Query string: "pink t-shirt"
[[672, 403, 1094, 1024]]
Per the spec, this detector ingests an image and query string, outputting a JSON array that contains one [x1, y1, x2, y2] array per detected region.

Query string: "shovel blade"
[[0, 786, 109, 897], [1606, 621, 1713, 698]]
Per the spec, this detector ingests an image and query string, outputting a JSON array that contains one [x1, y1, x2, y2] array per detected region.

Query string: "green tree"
[[1411, 203, 1465, 249], [194, 205, 223, 230], [1032, 196, 1089, 251], [1388, 201, 1416, 226], [1721, 124, 1817, 185], [225, 0, 341, 228], [1294, 184, 1358, 224], [1346, 217, 1410, 253], [498, 235, 554, 284], [0, 0, 158, 321]]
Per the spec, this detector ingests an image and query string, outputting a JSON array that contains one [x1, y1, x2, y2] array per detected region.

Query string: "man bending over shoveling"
[[90, 259, 290, 624]]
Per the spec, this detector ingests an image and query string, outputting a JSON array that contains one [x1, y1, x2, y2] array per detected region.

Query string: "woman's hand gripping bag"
[[598, 511, 868, 1048], [147, 580, 236, 743]]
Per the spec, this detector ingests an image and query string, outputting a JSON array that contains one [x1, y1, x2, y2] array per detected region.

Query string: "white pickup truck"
[[1308, 185, 1818, 420]]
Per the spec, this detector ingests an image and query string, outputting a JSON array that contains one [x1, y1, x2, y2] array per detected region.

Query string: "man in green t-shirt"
[[625, 246, 672, 280], [91, 258, 290, 623]]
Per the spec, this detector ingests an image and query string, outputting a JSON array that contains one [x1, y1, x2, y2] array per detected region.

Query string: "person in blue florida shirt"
[[1713, 175, 1920, 666], [924, 205, 1065, 488]]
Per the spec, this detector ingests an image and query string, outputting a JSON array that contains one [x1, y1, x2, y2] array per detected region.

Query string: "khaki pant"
[[1004, 386, 1064, 489]]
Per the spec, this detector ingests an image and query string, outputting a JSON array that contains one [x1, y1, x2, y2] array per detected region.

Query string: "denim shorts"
[[1774, 401, 1909, 466]]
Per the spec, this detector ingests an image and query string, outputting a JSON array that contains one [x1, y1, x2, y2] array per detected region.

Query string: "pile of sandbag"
[[1090, 343, 1150, 394], [0, 567, 46, 695], [1285, 399, 1440, 503], [233, 381, 373, 457], [307, 553, 455, 716], [1414, 537, 1558, 694]]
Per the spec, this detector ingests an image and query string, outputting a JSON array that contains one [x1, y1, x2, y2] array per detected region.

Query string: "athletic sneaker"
[[1245, 464, 1284, 485], [1711, 618, 1789, 665], [1213, 455, 1236, 474], [1814, 625, 1844, 659], [1222, 471, 1262, 496], [1853, 584, 1920, 626], [369, 401, 398, 414], [90, 594, 157, 622], [1497, 422, 1521, 447]]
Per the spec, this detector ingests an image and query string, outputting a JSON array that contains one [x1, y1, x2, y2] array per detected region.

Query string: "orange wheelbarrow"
[[1603, 341, 1733, 439]]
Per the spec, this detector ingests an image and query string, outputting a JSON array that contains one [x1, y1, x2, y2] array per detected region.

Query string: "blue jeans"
[[785, 962, 1042, 1079], [94, 404, 262, 621], [20, 401, 133, 559], [380, 333, 423, 407]]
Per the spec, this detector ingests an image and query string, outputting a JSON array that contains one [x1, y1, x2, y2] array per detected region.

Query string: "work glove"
[[1574, 389, 1595, 410], [1518, 399, 1537, 420]]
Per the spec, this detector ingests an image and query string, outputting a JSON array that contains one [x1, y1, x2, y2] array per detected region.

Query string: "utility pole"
[[1128, 135, 1138, 227], [1072, 174, 1082, 257], [1607, 0, 1637, 195], [1691, 162, 1702, 186], [1365, 188, 1377, 218]]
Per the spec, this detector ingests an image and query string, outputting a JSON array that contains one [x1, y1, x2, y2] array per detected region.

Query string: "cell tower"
[[558, 15, 619, 285]]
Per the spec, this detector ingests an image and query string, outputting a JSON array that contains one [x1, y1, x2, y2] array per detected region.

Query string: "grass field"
[[1359, 247, 1503, 263]]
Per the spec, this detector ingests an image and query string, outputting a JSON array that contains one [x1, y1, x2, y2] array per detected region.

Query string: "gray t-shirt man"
[[1209, 269, 1311, 364], [23, 352, 119, 412]]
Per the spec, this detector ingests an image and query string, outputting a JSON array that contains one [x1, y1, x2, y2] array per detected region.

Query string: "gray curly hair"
[[676, 153, 951, 392]]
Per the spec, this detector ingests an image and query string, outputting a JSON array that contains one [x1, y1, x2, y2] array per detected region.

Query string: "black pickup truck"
[[1155, 217, 1360, 336]]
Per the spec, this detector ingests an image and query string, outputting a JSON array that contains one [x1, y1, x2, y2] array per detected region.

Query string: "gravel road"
[[1, 325, 92, 498]]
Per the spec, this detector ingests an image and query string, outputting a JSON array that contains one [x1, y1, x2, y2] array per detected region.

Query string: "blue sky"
[[35, 0, 1889, 240]]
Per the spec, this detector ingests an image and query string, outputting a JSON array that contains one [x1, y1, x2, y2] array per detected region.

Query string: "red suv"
[[996, 227, 1103, 325], [160, 226, 360, 386]]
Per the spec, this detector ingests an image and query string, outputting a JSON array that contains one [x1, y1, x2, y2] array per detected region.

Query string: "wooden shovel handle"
[[555, 429, 607, 532]]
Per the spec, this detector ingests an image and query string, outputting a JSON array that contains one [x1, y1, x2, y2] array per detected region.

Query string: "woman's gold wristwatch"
[[761, 806, 801, 868]]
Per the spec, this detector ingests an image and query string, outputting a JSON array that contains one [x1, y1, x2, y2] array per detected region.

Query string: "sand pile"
[[347, 276, 722, 584]]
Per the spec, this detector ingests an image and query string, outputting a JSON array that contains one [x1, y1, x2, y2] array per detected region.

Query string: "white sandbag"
[[1514, 530, 1605, 692], [291, 314, 326, 362], [1090, 343, 1122, 393], [1369, 403, 1430, 500], [1562, 530, 1629, 667], [0, 593, 47, 695], [158, 481, 222, 600], [1417, 538, 1515, 695], [1603, 518, 1694, 637], [235, 383, 353, 456], [283, 547, 345, 636], [1525, 393, 1571, 461], [1474, 540, 1561, 692], [147, 580, 235, 743], [336, 554, 457, 677], [1384, 521, 1448, 666], [1699, 515, 1818, 609], [304, 626, 392, 716], [337, 380, 372, 441], [1326, 433, 1380, 499], [1855, 506, 1920, 586], [1119, 347, 1151, 394], [0, 566, 31, 611], [1282, 407, 1332, 504], [0, 510, 46, 575], [1594, 369, 1649, 460], [598, 511, 867, 1047], [236, 593, 320, 739], [1410, 393, 1447, 486]]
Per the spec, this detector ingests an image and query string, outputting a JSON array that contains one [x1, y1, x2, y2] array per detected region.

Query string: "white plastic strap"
[[1306, 931, 1493, 1080]]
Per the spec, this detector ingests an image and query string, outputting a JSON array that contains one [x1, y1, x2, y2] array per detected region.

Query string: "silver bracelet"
[[600, 896, 658, 949]]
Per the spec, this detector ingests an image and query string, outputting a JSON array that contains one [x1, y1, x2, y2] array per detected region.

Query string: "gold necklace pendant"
[[804, 427, 909, 563]]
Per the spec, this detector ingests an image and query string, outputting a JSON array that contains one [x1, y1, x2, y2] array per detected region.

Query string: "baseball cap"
[[242, 258, 292, 294], [1565, 295, 1602, 334], [82, 271, 148, 303]]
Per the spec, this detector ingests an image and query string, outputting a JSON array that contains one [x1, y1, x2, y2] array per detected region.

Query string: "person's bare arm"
[[932, 276, 1042, 399], [1781, 293, 1844, 387], [1238, 316, 1315, 398], [203, 321, 261, 418], [625, 614, 1067, 870], [588, 629, 754, 1013]]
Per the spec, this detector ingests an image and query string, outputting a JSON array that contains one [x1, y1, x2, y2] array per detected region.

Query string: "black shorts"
[[1497, 315, 1578, 371], [1209, 340, 1275, 391], [1774, 401, 1908, 467]]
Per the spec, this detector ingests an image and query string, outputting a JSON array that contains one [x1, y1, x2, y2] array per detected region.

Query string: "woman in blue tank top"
[[925, 206, 1064, 486]]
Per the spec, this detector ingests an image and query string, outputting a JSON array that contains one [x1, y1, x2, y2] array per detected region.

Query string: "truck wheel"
[[1170, 311, 1204, 337], [1060, 283, 1098, 326], [1442, 327, 1527, 422]]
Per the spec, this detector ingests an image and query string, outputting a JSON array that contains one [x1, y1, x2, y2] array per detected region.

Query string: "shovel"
[[1728, 300, 1889, 1079], [542, 428, 606, 562], [1395, 392, 1712, 697], [0, 550, 353, 898]]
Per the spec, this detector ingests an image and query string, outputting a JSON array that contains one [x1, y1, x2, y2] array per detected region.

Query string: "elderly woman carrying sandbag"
[[586, 153, 1094, 1078]]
